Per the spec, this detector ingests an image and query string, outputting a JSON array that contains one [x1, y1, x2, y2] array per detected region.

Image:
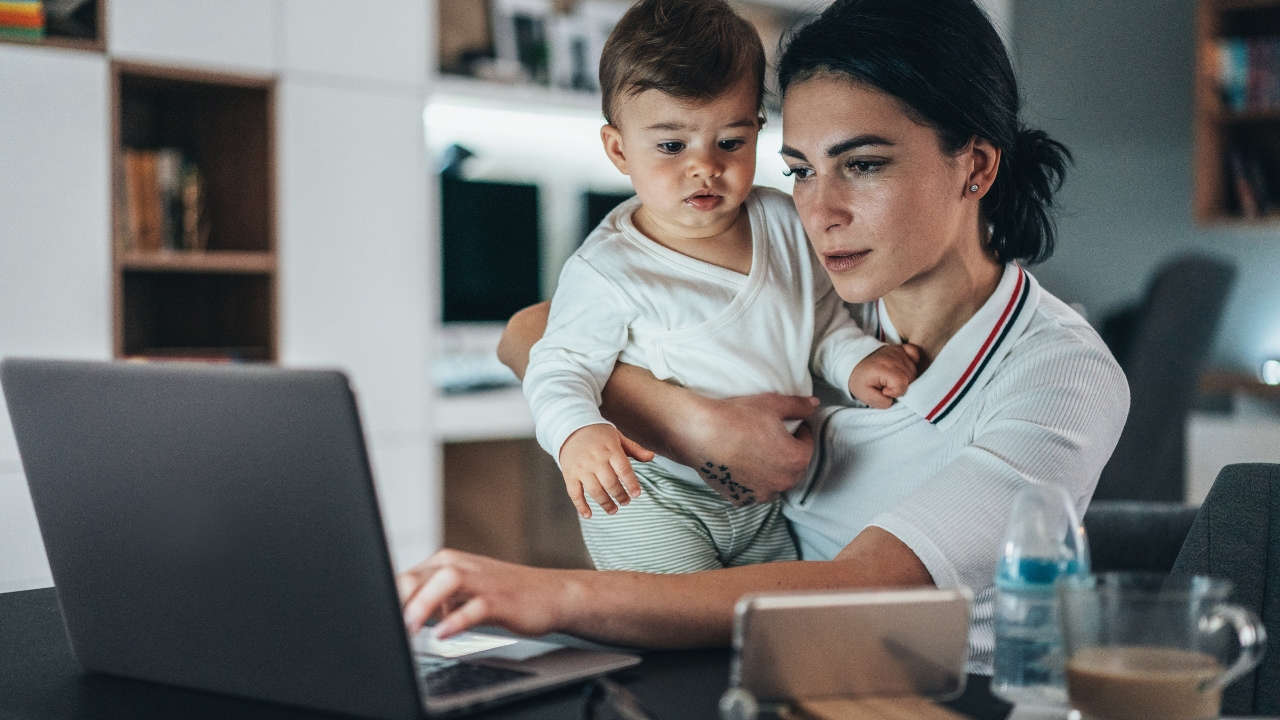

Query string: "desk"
[[0, 588, 1011, 720]]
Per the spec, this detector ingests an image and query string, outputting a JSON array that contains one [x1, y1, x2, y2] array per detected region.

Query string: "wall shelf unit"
[[111, 62, 277, 362], [0, 0, 104, 52], [1194, 0, 1280, 224], [432, 0, 818, 115]]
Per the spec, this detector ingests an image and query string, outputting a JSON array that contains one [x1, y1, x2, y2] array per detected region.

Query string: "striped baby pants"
[[578, 459, 799, 573]]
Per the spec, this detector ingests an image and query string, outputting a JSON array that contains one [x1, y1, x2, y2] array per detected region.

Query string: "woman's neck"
[[882, 241, 1004, 367]]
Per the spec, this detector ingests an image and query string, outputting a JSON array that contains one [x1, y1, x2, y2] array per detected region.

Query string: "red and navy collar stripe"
[[925, 266, 1030, 424]]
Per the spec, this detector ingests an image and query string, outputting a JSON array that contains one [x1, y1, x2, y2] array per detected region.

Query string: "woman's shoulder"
[[1021, 287, 1116, 362], [991, 282, 1129, 412]]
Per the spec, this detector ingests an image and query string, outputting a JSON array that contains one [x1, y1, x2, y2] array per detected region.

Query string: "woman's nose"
[[804, 178, 853, 232]]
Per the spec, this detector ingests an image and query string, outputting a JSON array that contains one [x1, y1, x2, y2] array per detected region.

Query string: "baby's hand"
[[558, 424, 647, 519], [848, 344, 922, 409]]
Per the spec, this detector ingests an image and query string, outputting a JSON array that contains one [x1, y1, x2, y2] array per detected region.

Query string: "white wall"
[[977, 0, 1013, 47], [0, 45, 112, 592], [1015, 0, 1279, 373], [0, 0, 439, 591], [278, 0, 438, 567]]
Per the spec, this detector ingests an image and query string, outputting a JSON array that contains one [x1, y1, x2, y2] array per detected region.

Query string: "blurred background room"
[[2, 0, 1279, 593]]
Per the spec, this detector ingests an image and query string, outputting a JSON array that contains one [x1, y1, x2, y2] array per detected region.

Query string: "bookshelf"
[[111, 62, 276, 362], [1194, 0, 1280, 224], [432, 0, 816, 113], [0, 0, 104, 52]]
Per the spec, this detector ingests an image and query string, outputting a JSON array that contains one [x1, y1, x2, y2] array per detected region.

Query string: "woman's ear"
[[965, 136, 1001, 198], [600, 124, 630, 176]]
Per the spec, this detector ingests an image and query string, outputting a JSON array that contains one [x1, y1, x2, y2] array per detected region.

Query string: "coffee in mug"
[[1065, 646, 1221, 720], [1059, 573, 1266, 720]]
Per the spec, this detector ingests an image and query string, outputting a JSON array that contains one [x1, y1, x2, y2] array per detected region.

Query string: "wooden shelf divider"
[[118, 250, 275, 275], [1194, 0, 1280, 224]]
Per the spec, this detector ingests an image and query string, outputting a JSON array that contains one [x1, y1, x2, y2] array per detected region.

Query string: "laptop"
[[1, 358, 639, 719]]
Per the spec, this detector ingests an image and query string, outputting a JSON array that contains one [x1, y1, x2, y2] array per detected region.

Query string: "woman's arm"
[[498, 303, 818, 500], [398, 526, 931, 649]]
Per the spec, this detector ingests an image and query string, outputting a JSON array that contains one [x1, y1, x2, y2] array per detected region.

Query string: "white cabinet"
[[0, 1, 440, 591], [0, 45, 112, 592], [108, 0, 278, 72], [278, 79, 438, 567], [282, 0, 428, 87]]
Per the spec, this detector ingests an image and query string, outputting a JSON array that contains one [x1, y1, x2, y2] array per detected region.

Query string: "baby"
[[523, 0, 917, 573]]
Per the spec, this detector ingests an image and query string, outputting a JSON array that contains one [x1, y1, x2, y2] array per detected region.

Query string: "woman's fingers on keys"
[[611, 455, 643, 498], [403, 565, 465, 634], [434, 596, 491, 640]]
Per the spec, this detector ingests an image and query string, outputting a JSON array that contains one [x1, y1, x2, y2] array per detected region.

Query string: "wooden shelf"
[[0, 0, 105, 52], [1200, 369, 1280, 399], [1193, 0, 1280, 225], [1216, 108, 1280, 123], [434, 0, 810, 114], [112, 61, 277, 362], [0, 33, 103, 52], [124, 346, 273, 363], [118, 250, 275, 274]]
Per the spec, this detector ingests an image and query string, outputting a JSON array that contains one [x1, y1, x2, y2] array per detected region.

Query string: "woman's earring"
[[969, 184, 980, 193]]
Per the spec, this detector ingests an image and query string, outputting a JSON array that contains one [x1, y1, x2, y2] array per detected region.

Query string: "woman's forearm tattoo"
[[698, 461, 757, 506]]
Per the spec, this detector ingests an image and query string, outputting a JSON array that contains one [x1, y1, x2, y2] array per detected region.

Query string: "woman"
[[399, 0, 1128, 675]]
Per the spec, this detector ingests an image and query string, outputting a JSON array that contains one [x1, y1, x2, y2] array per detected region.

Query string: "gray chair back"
[[1083, 500, 1199, 573], [1094, 255, 1235, 501], [1172, 463, 1280, 715]]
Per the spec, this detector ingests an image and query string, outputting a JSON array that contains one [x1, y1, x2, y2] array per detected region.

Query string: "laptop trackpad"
[[416, 631, 561, 662]]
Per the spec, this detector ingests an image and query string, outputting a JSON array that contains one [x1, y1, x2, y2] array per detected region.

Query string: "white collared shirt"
[[782, 264, 1129, 673], [525, 187, 882, 478]]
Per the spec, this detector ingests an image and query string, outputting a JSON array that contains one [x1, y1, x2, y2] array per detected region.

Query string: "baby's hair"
[[598, 0, 766, 126]]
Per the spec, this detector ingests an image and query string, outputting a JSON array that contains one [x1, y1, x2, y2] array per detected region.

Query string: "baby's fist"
[[848, 344, 921, 409]]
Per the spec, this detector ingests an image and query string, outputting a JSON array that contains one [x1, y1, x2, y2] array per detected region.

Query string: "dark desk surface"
[[1, 588, 1011, 720]]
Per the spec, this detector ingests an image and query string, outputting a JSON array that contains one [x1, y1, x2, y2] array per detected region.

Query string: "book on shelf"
[[1228, 145, 1277, 219], [1215, 36, 1280, 113], [0, 0, 45, 41], [120, 148, 210, 253]]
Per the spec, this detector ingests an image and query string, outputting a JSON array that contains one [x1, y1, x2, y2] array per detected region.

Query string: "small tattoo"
[[698, 459, 757, 507]]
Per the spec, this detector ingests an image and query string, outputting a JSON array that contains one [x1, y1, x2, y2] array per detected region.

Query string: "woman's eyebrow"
[[779, 134, 895, 162], [824, 134, 894, 157]]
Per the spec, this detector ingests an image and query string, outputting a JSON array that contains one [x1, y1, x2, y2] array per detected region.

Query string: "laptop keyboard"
[[416, 655, 537, 698]]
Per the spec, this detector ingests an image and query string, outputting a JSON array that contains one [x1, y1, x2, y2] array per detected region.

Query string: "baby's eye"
[[658, 141, 685, 154], [718, 138, 745, 151]]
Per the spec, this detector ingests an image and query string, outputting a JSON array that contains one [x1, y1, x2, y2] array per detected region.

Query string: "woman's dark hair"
[[777, 0, 1070, 264]]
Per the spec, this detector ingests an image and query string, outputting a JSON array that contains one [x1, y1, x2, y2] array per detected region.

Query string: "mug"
[[1058, 573, 1266, 720]]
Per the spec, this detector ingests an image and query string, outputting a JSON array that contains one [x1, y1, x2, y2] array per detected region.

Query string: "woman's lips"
[[685, 192, 723, 211], [823, 249, 871, 273]]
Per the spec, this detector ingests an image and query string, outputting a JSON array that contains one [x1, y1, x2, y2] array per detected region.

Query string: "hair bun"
[[986, 126, 1072, 265]]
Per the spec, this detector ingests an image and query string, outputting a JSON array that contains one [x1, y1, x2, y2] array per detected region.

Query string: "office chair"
[[1172, 463, 1280, 716], [1094, 255, 1236, 502], [1083, 500, 1199, 573]]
